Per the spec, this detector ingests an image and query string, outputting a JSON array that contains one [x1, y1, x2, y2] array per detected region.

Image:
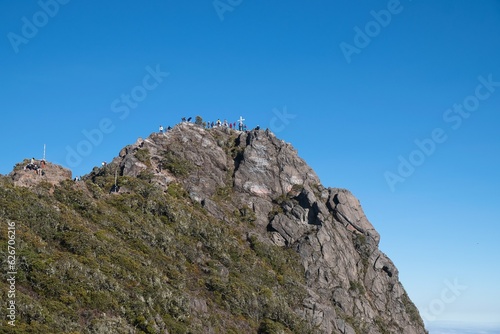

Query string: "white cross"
[[238, 116, 245, 125]]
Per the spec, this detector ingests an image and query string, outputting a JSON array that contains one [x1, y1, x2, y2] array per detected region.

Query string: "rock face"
[[105, 122, 426, 334], [9, 159, 72, 188]]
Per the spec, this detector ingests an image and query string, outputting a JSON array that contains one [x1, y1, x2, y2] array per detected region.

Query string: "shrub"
[[258, 318, 287, 334], [135, 148, 151, 167], [160, 152, 193, 177]]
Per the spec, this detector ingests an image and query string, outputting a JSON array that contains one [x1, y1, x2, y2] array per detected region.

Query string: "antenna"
[[43, 144, 46, 160]]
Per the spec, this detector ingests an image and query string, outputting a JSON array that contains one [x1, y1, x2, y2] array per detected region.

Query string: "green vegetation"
[[212, 165, 236, 204], [374, 317, 391, 334], [352, 233, 370, 272], [194, 115, 206, 127], [160, 151, 193, 177], [0, 126, 425, 333], [258, 318, 291, 334], [0, 173, 314, 333], [134, 148, 152, 167], [349, 280, 365, 295], [402, 291, 426, 330], [236, 205, 257, 224]]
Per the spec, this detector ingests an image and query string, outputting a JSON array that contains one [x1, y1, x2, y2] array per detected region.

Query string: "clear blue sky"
[[1, 0, 500, 330]]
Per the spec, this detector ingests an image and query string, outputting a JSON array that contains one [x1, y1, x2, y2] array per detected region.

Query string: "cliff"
[[0, 122, 426, 333]]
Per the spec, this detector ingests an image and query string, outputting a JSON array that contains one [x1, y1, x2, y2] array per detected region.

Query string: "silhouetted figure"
[[187, 117, 192, 122]]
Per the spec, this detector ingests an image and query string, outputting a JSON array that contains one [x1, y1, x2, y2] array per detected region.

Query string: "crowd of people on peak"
[[158, 116, 258, 134], [23, 157, 46, 176], [206, 118, 248, 131]]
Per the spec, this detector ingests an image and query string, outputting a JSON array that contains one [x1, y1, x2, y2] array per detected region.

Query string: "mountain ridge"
[[1, 121, 427, 333]]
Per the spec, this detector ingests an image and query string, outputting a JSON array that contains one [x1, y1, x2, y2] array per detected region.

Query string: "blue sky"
[[1, 0, 500, 330]]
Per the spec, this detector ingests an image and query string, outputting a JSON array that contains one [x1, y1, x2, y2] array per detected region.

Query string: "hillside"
[[0, 122, 427, 334]]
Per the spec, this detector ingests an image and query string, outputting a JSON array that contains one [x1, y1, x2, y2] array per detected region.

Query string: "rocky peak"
[[9, 158, 72, 188], [98, 121, 426, 334]]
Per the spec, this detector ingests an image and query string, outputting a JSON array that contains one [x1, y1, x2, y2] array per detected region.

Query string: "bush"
[[135, 148, 151, 167], [258, 318, 287, 334], [160, 152, 193, 177], [0, 164, 316, 333]]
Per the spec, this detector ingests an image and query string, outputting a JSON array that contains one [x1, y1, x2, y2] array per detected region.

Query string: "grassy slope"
[[0, 170, 314, 334]]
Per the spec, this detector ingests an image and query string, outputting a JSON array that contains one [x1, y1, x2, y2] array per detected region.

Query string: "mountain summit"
[[1, 122, 426, 333]]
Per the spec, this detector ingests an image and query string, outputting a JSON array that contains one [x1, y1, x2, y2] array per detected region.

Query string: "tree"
[[195, 115, 205, 127]]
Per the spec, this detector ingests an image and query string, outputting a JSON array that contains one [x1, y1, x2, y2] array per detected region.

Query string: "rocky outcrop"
[[103, 122, 426, 333], [9, 159, 72, 188]]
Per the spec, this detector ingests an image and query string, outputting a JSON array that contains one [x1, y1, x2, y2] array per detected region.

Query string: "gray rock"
[[109, 122, 427, 334], [327, 188, 381, 244]]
